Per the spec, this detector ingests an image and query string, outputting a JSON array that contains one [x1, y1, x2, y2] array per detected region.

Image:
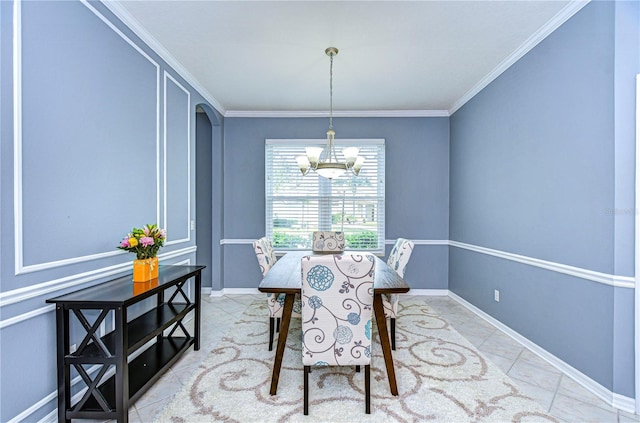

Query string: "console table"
[[47, 265, 204, 423]]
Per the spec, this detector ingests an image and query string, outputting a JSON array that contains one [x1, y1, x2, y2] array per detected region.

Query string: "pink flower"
[[120, 238, 130, 248], [140, 236, 154, 247]]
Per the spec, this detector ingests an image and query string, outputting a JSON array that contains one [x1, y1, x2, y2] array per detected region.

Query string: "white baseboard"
[[209, 288, 261, 297], [407, 289, 448, 296], [447, 291, 636, 414]]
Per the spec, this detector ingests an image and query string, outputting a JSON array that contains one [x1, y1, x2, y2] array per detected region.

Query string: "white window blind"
[[265, 139, 385, 253]]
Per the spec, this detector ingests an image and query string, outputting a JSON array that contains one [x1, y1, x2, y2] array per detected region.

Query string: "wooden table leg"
[[373, 293, 399, 395], [269, 292, 295, 395]]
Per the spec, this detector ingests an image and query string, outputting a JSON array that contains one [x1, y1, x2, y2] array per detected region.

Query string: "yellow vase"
[[133, 257, 159, 282]]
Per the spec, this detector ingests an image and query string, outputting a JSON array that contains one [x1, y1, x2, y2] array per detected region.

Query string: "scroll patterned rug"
[[155, 298, 557, 422]]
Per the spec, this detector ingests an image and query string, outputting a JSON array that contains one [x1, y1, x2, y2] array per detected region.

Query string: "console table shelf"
[[47, 265, 205, 423]]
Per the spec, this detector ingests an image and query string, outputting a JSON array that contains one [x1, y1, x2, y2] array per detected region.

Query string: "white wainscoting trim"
[[448, 0, 590, 114], [220, 239, 255, 245], [449, 241, 634, 288], [221, 238, 633, 288], [448, 291, 635, 414], [0, 304, 54, 330], [102, 1, 225, 115], [163, 71, 192, 246], [14, 0, 161, 276], [0, 246, 196, 309], [225, 110, 450, 118]]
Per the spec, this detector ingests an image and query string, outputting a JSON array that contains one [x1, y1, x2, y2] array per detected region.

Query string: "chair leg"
[[390, 317, 396, 350], [365, 365, 371, 414], [269, 317, 275, 351], [355, 365, 361, 372], [276, 317, 281, 333], [304, 366, 310, 415]]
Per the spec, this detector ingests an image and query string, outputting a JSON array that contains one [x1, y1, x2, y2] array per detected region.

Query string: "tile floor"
[[91, 294, 640, 423]]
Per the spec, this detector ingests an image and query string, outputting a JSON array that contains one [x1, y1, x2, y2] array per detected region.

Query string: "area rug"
[[155, 298, 557, 422]]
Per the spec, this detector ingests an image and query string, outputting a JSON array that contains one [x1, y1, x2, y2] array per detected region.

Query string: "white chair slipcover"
[[253, 237, 301, 350], [381, 238, 414, 350]]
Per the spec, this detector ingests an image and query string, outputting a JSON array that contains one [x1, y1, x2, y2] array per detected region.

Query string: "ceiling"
[[110, 1, 587, 116]]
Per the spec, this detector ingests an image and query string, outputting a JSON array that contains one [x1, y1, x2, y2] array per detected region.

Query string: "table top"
[[258, 251, 409, 294], [46, 265, 205, 306]]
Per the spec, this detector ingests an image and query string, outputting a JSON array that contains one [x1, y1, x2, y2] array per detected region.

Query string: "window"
[[265, 139, 385, 253]]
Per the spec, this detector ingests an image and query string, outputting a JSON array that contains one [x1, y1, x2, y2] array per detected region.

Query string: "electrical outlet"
[[494, 289, 500, 302]]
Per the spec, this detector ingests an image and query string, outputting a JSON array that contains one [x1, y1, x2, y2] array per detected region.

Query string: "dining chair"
[[301, 253, 375, 415], [311, 231, 345, 253], [253, 237, 301, 350], [382, 238, 414, 350]]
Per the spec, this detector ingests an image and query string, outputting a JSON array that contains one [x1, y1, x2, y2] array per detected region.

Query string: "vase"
[[133, 257, 159, 282]]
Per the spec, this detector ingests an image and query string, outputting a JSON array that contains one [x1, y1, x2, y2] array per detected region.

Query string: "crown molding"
[[102, 1, 226, 115], [224, 110, 450, 118], [448, 0, 590, 115]]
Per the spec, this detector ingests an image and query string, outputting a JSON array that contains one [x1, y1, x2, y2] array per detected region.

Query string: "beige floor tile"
[[620, 409, 640, 422], [134, 368, 182, 409], [511, 377, 557, 412], [550, 393, 618, 423], [479, 350, 516, 374], [508, 358, 561, 392], [556, 375, 615, 410], [478, 331, 524, 361]]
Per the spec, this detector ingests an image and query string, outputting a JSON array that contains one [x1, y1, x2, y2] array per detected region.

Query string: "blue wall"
[[0, 1, 219, 420], [449, 1, 638, 396], [222, 116, 450, 290], [1, 0, 638, 420]]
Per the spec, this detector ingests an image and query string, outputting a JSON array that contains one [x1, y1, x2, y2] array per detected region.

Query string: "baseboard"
[[209, 288, 261, 297], [407, 288, 448, 296], [446, 291, 636, 414]]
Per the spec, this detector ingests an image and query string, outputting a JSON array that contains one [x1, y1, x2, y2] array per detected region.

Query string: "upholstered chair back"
[[301, 254, 375, 366], [253, 237, 277, 277], [312, 231, 345, 253], [387, 238, 415, 278]]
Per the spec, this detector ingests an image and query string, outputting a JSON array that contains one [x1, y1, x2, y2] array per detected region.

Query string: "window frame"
[[265, 138, 385, 254]]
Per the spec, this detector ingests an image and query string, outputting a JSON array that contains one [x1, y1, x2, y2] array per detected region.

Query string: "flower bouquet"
[[118, 224, 166, 281]]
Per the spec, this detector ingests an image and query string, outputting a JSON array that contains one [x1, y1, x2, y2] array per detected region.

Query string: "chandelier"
[[296, 47, 364, 179]]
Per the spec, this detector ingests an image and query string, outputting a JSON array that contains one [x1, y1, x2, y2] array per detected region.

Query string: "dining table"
[[258, 250, 410, 396]]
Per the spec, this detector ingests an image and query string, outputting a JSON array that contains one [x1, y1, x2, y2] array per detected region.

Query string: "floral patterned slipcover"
[[311, 231, 345, 253], [301, 253, 375, 366]]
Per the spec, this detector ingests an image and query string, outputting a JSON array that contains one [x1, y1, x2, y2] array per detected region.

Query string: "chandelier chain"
[[329, 52, 333, 130]]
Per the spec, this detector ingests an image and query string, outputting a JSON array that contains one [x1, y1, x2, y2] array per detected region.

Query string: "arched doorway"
[[195, 103, 223, 292]]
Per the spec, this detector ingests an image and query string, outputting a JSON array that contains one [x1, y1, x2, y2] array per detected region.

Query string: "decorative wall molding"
[[449, 240, 635, 288], [635, 73, 640, 414], [220, 238, 634, 288], [0, 246, 196, 309], [101, 0, 226, 115], [163, 71, 192, 246], [225, 110, 450, 118], [448, 0, 590, 114], [449, 291, 635, 414], [220, 239, 255, 245], [14, 0, 161, 275]]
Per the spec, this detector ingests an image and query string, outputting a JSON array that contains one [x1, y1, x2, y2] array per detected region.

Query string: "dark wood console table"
[[47, 265, 204, 423]]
